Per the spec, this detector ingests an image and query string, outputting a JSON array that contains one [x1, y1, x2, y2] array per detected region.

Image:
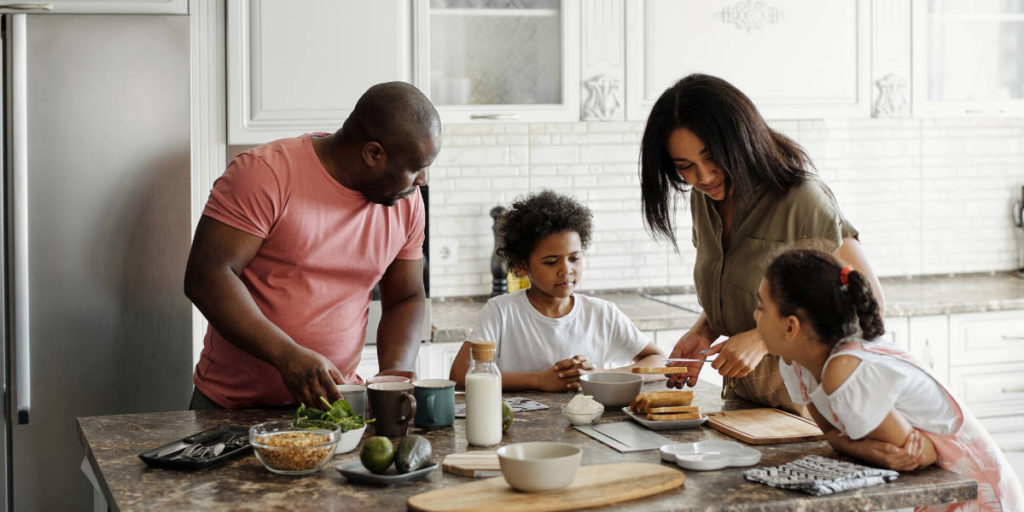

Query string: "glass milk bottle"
[[465, 341, 502, 446]]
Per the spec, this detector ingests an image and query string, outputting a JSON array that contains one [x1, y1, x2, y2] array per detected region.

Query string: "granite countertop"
[[78, 383, 975, 511], [430, 272, 1024, 343]]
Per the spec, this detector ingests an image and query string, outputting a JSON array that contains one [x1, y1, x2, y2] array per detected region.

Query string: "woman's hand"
[[708, 329, 767, 379], [535, 356, 594, 392], [667, 332, 714, 388]]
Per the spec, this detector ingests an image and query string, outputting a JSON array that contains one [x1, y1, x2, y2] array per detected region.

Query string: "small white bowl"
[[497, 442, 582, 492], [561, 404, 602, 426], [579, 373, 644, 408], [334, 424, 367, 454]]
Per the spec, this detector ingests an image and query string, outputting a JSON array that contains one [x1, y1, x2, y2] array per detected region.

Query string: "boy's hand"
[[536, 356, 595, 392]]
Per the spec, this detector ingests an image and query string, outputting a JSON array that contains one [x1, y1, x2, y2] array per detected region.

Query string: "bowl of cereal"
[[249, 420, 340, 475]]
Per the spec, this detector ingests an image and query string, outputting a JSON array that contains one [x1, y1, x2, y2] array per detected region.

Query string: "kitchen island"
[[78, 382, 976, 511]]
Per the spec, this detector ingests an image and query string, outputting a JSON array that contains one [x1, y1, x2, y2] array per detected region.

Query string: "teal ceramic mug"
[[413, 379, 456, 429]]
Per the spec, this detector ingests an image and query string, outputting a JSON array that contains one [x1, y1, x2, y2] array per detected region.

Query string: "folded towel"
[[743, 455, 899, 496]]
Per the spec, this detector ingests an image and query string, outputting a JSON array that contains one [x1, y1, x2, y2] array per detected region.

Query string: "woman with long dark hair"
[[639, 73, 884, 413]]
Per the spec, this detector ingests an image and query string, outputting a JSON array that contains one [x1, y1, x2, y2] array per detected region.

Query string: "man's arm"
[[374, 258, 426, 381], [184, 215, 344, 406]]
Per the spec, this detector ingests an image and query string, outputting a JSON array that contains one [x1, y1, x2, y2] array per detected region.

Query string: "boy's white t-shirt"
[[779, 341, 959, 440], [469, 291, 650, 373]]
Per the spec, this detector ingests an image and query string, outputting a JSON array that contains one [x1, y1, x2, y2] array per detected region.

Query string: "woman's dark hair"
[[764, 248, 884, 345], [639, 73, 814, 247], [496, 190, 593, 272]]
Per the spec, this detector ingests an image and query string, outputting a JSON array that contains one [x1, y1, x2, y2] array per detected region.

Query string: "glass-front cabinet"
[[422, 0, 580, 123], [913, 0, 1024, 115]]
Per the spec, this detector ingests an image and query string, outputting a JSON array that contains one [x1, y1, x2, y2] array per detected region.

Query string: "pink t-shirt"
[[193, 134, 425, 408]]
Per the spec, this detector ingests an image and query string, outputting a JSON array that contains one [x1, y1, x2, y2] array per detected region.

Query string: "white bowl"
[[579, 373, 644, 408], [497, 442, 582, 492], [334, 424, 367, 454], [560, 404, 602, 426]]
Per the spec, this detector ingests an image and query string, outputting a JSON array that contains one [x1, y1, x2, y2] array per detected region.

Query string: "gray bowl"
[[579, 373, 644, 408]]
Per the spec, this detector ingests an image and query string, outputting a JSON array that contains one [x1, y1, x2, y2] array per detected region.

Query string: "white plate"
[[620, 407, 708, 430], [659, 440, 761, 471]]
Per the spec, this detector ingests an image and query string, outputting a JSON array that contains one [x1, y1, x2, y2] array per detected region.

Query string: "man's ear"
[[784, 315, 801, 341], [362, 141, 386, 168]]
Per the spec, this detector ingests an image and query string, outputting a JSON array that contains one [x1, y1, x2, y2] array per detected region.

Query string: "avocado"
[[395, 435, 432, 473]]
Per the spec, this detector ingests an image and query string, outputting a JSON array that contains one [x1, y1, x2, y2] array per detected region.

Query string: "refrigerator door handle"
[[9, 13, 30, 424]]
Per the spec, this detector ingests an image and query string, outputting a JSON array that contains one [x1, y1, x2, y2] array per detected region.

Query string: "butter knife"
[[665, 358, 715, 364]]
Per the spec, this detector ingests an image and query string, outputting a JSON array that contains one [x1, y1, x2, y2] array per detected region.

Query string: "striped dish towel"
[[743, 455, 899, 496]]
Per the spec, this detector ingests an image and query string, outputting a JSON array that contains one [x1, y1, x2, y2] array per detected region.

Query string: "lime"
[[360, 436, 395, 474], [502, 401, 513, 433]]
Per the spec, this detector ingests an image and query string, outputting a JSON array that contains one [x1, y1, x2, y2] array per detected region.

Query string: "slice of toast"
[[629, 390, 695, 413], [648, 405, 699, 414], [646, 412, 701, 421], [630, 366, 687, 374]]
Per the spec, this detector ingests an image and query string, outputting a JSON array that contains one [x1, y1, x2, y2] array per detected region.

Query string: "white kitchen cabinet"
[[883, 316, 909, 350], [421, 0, 580, 123], [907, 315, 949, 386], [624, 0, 871, 121], [0, 0, 186, 13], [912, 0, 1024, 116], [227, 0, 420, 144], [415, 342, 464, 380]]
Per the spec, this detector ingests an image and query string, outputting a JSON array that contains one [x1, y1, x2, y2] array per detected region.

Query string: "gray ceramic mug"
[[336, 384, 367, 418], [367, 382, 417, 437], [413, 379, 456, 429]]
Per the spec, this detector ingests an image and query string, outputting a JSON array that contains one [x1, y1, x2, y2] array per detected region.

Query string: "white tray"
[[659, 440, 761, 471], [621, 407, 708, 430]]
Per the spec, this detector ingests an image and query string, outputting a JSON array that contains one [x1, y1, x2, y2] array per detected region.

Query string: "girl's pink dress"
[[789, 340, 1023, 511]]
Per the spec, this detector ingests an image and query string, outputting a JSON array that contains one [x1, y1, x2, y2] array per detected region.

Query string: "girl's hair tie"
[[839, 266, 853, 286]]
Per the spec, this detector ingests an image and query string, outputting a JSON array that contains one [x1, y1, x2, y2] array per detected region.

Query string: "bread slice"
[[629, 390, 695, 413], [630, 366, 687, 374], [648, 405, 699, 414], [646, 412, 701, 421]]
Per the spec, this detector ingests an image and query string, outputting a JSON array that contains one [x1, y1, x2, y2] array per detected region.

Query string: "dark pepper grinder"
[[490, 206, 508, 297]]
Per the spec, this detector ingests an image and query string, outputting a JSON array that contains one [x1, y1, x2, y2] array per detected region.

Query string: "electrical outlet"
[[431, 239, 458, 264]]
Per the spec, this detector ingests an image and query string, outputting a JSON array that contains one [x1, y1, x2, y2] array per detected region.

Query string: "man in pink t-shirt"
[[184, 82, 441, 408]]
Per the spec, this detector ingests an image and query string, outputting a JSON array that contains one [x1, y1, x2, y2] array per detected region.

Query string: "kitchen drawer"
[[949, 311, 1024, 366], [948, 362, 1024, 419], [978, 415, 1024, 452]]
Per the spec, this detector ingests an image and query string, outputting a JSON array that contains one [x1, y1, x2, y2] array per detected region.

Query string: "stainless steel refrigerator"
[[1, 11, 193, 511]]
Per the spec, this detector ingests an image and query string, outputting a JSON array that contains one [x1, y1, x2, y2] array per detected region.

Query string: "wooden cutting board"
[[408, 462, 685, 512], [442, 452, 501, 477], [706, 408, 824, 445]]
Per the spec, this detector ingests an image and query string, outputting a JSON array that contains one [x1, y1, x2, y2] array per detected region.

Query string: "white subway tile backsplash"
[[428, 119, 1024, 298]]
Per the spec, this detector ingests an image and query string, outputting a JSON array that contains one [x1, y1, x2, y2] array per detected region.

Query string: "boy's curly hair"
[[496, 190, 593, 273]]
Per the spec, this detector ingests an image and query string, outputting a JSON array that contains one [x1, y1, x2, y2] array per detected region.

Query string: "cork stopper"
[[470, 341, 496, 362]]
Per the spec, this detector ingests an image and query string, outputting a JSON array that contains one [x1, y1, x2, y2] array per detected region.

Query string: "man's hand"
[[666, 332, 714, 388], [535, 355, 594, 392], [375, 368, 416, 383], [708, 329, 767, 379], [275, 345, 345, 407]]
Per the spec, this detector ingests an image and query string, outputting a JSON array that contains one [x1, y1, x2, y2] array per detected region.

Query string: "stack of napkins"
[[743, 455, 899, 496]]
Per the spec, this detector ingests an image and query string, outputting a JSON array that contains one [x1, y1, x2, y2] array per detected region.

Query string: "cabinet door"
[[422, 0, 580, 123], [0, 1, 186, 13], [907, 315, 949, 386], [883, 316, 909, 350], [625, 0, 870, 121], [228, 0, 419, 144], [911, 0, 1024, 116]]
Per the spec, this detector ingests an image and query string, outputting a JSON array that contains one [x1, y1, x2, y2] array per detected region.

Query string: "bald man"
[[185, 82, 441, 409]]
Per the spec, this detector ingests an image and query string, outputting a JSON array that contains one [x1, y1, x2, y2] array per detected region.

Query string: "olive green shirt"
[[691, 176, 858, 337]]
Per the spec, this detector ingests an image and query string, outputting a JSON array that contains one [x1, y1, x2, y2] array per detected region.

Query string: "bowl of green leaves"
[[294, 396, 372, 454]]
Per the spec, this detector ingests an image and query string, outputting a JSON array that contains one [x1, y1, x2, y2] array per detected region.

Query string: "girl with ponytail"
[[755, 247, 1022, 511]]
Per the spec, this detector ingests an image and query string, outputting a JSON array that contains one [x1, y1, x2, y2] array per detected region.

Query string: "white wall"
[[428, 117, 1024, 298]]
